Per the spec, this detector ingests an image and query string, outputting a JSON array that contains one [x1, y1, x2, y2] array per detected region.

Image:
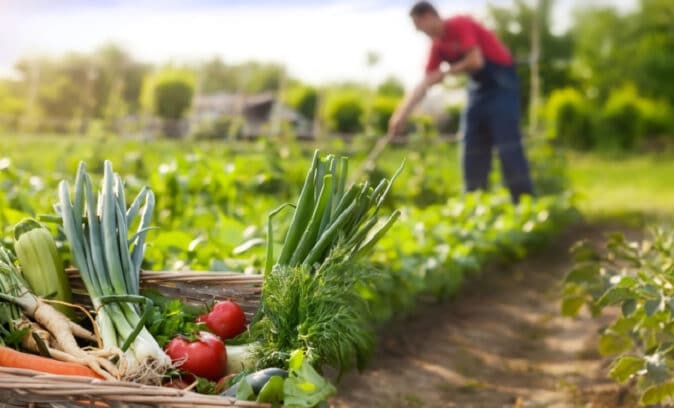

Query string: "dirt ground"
[[331, 224, 643, 408]]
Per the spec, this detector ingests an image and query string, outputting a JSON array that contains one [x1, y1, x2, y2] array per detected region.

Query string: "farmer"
[[388, 1, 534, 202]]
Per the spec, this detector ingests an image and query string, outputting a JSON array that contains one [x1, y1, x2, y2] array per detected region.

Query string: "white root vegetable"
[[16, 297, 119, 379]]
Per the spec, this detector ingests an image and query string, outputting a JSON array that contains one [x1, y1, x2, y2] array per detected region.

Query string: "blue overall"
[[460, 60, 534, 202]]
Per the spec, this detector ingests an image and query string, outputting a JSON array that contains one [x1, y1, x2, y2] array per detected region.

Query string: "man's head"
[[410, 1, 443, 38]]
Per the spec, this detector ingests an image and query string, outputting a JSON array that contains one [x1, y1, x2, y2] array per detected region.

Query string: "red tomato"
[[165, 332, 227, 381], [197, 301, 247, 339]]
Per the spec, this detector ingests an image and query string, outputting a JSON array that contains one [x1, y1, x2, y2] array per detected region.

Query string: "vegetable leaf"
[[284, 350, 336, 408], [608, 355, 644, 382]]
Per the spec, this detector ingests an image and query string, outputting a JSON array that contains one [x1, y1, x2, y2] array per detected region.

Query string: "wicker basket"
[[0, 270, 266, 408]]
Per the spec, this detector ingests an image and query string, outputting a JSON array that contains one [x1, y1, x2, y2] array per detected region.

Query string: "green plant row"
[[562, 229, 674, 405]]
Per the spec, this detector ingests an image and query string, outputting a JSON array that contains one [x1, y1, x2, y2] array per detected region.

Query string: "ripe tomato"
[[197, 301, 247, 339], [165, 332, 227, 381]]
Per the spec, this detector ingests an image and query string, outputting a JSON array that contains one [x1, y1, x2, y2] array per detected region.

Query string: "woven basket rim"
[[66, 268, 264, 282], [0, 270, 266, 406]]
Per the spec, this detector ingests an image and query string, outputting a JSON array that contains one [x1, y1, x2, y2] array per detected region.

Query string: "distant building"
[[191, 92, 312, 139]]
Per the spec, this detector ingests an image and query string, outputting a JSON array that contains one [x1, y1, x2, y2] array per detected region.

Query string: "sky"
[[0, 0, 637, 89]]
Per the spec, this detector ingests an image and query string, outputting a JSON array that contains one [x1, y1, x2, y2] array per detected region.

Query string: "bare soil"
[[331, 224, 643, 408]]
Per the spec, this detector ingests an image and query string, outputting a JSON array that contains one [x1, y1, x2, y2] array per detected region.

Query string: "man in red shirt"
[[388, 1, 534, 202]]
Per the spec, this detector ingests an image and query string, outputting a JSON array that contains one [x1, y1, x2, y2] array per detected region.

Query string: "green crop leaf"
[[596, 287, 636, 307], [570, 240, 601, 262], [644, 298, 661, 317], [608, 355, 644, 382], [256, 376, 285, 405], [564, 262, 600, 285], [636, 284, 660, 300], [644, 355, 671, 386], [284, 350, 336, 408], [561, 296, 585, 317], [622, 299, 637, 317], [236, 377, 256, 401], [599, 332, 634, 356], [616, 276, 639, 288], [641, 381, 674, 405]]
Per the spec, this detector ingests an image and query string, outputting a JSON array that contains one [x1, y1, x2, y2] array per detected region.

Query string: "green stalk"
[[344, 216, 379, 249], [336, 156, 349, 207], [303, 200, 359, 267], [58, 161, 170, 375], [373, 160, 405, 214], [277, 151, 319, 265], [353, 210, 401, 259], [290, 175, 333, 266], [265, 203, 295, 276], [130, 190, 154, 280], [318, 157, 338, 235], [332, 185, 359, 218], [101, 162, 129, 296], [126, 187, 149, 228]]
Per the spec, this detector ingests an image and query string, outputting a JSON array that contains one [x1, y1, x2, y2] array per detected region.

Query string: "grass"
[[568, 151, 674, 225]]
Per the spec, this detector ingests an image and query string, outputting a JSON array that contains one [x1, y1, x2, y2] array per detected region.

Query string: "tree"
[[572, 0, 674, 104], [487, 0, 574, 112], [93, 44, 150, 115], [198, 58, 240, 93], [0, 80, 25, 130], [141, 69, 195, 138], [197, 58, 288, 94], [376, 76, 405, 97]]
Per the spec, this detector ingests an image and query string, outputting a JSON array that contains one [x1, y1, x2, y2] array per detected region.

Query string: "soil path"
[[331, 224, 641, 408]]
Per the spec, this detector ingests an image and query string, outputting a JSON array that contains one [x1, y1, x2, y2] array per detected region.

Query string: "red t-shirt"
[[425, 16, 513, 73]]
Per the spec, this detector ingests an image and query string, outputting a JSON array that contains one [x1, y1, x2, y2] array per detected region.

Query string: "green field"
[[3, 134, 670, 217], [568, 151, 674, 222]]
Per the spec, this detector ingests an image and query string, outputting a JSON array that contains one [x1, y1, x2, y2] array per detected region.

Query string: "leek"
[[58, 160, 170, 382]]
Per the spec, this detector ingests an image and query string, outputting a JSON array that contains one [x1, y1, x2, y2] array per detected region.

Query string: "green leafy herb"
[[144, 290, 206, 347]]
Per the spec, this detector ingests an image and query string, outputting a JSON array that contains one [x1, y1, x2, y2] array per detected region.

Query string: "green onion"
[[269, 149, 404, 269]]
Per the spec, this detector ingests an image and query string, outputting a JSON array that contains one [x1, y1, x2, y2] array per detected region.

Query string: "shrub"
[[544, 88, 594, 149], [284, 85, 318, 121], [369, 95, 400, 134], [376, 76, 405, 98], [141, 69, 195, 121], [322, 92, 365, 134], [437, 104, 463, 135], [598, 85, 645, 150], [637, 98, 673, 138]]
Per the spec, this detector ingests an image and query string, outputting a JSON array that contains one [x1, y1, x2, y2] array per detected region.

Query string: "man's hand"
[[386, 70, 445, 140]]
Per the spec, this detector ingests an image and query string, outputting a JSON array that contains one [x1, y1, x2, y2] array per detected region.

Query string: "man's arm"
[[449, 47, 484, 74], [388, 70, 445, 137], [388, 46, 484, 137]]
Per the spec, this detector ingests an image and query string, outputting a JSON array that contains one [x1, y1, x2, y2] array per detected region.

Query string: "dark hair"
[[410, 1, 439, 17]]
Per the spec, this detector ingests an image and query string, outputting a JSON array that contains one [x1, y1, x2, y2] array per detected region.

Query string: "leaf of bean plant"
[[562, 228, 674, 405]]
